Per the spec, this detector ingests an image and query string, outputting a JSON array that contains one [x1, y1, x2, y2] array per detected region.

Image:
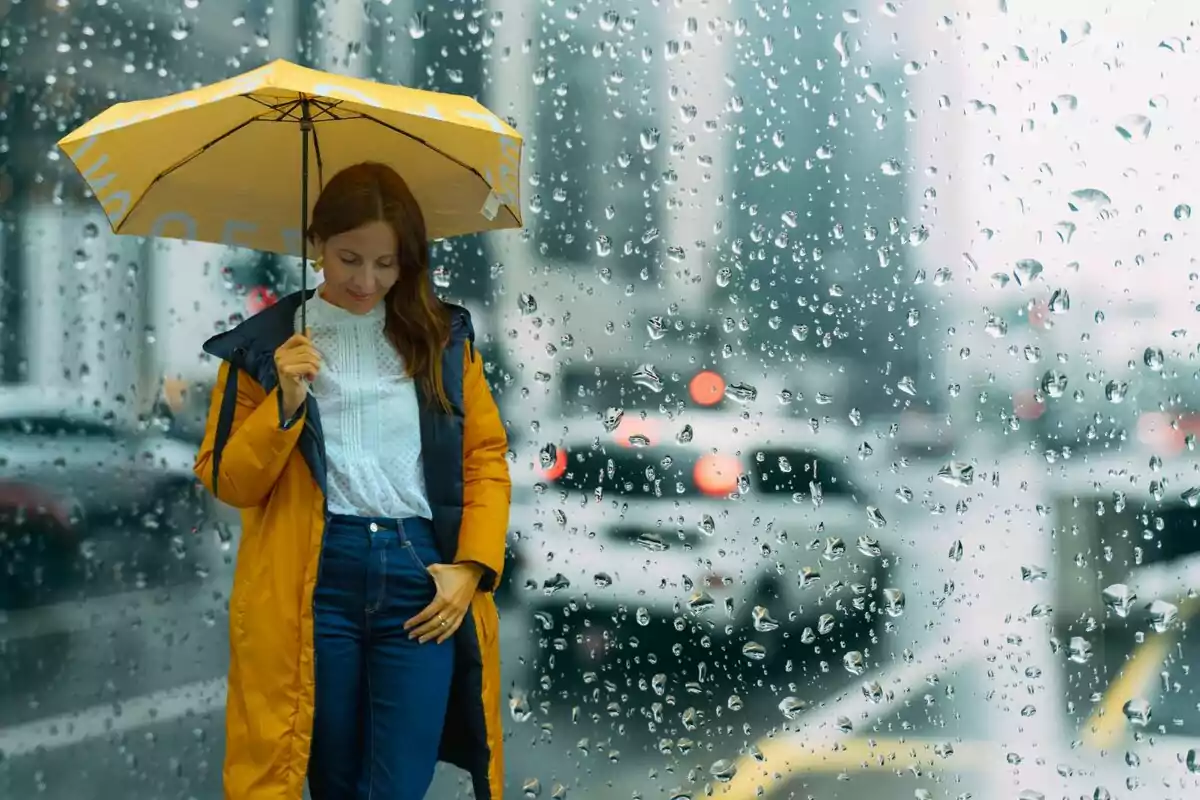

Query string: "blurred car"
[[514, 405, 886, 681], [0, 479, 82, 610], [0, 386, 212, 592]]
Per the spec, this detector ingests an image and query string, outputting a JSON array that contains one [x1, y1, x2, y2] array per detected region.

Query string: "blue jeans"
[[308, 514, 455, 800]]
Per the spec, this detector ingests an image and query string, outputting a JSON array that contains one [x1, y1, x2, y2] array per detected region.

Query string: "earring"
[[313, 256, 323, 272]]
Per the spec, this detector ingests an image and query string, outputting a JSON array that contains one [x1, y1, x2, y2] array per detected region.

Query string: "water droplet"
[[752, 606, 778, 632], [778, 696, 806, 720], [1069, 188, 1111, 212], [170, 19, 192, 40], [601, 407, 624, 433], [709, 759, 737, 783], [1104, 381, 1128, 403], [632, 364, 664, 392], [856, 535, 881, 557], [937, 461, 974, 487], [1122, 698, 1151, 727], [742, 641, 767, 661], [1147, 599, 1179, 632], [1013, 259, 1044, 286], [1041, 370, 1068, 398], [1175, 204, 1192, 221], [948, 539, 963, 561], [1021, 565, 1048, 582], [725, 382, 758, 403], [407, 11, 428, 39], [1067, 636, 1093, 663], [866, 506, 886, 528], [542, 574, 570, 595], [1114, 114, 1151, 143], [883, 588, 905, 616], [518, 293, 537, 314], [1143, 347, 1164, 371], [843, 650, 865, 675], [1101, 583, 1136, 617], [636, 532, 668, 552], [510, 692, 533, 722]]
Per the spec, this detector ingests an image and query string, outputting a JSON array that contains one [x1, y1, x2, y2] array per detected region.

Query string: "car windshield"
[[547, 443, 859, 500]]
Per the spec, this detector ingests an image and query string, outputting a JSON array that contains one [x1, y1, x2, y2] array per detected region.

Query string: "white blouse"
[[295, 290, 432, 521]]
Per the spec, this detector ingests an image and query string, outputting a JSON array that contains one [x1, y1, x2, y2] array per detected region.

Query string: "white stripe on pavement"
[[0, 580, 226, 643], [0, 676, 228, 759]]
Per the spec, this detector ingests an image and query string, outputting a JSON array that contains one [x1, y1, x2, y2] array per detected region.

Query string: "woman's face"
[[314, 220, 400, 314]]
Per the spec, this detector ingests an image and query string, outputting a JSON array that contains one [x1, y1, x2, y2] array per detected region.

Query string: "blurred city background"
[[1, 0, 1199, 798]]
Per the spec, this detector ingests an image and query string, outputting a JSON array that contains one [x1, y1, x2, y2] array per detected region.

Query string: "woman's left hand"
[[405, 562, 486, 644]]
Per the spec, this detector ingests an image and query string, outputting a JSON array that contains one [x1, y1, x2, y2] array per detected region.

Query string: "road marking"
[[1081, 597, 1198, 751], [715, 736, 991, 798], [0, 626, 529, 759], [711, 641, 985, 799], [0, 676, 227, 759], [0, 580, 226, 643]]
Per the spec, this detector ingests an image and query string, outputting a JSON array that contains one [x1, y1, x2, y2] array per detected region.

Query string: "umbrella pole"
[[299, 99, 313, 332]]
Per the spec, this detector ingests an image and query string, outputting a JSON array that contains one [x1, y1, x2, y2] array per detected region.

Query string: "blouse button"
[[368, 522, 379, 533]]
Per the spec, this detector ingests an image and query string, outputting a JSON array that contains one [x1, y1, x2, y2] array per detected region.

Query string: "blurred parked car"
[[0, 386, 212, 604], [0, 479, 82, 610], [514, 408, 886, 683]]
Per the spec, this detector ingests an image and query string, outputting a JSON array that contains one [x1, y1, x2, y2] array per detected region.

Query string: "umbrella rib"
[[115, 112, 265, 234], [245, 95, 299, 121], [355, 111, 522, 230], [354, 110, 509, 205]]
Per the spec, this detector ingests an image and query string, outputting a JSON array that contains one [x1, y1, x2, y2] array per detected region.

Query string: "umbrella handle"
[[299, 99, 313, 333]]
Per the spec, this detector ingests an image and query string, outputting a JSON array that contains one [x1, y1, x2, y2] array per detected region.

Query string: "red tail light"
[[246, 286, 279, 314], [689, 370, 725, 406], [539, 446, 568, 481], [693, 453, 741, 496]]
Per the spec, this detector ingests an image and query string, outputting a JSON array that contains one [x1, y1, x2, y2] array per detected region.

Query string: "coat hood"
[[202, 289, 476, 377]]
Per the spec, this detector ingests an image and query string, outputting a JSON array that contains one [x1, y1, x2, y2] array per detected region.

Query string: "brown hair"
[[307, 162, 452, 412]]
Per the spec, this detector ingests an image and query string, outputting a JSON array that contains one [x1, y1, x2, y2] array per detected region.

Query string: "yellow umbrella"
[[57, 59, 523, 327]]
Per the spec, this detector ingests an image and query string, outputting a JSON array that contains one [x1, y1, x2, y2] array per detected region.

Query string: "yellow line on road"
[[713, 736, 991, 800], [1080, 631, 1174, 750], [1080, 596, 1197, 751]]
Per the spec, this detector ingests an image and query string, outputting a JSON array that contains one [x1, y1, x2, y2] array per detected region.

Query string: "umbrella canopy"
[[56, 59, 523, 255]]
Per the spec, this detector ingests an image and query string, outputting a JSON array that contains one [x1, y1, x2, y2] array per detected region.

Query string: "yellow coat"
[[193, 291, 510, 799]]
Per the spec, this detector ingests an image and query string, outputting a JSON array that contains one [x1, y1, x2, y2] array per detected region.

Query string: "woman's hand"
[[405, 562, 486, 644], [274, 329, 321, 419]]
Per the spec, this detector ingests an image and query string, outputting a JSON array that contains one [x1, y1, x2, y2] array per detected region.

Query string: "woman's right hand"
[[274, 330, 321, 420]]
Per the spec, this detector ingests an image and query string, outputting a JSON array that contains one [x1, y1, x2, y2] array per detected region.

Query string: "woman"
[[194, 162, 511, 800]]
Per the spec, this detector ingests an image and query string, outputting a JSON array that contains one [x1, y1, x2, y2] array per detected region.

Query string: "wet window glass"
[[3, 1, 1199, 798]]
